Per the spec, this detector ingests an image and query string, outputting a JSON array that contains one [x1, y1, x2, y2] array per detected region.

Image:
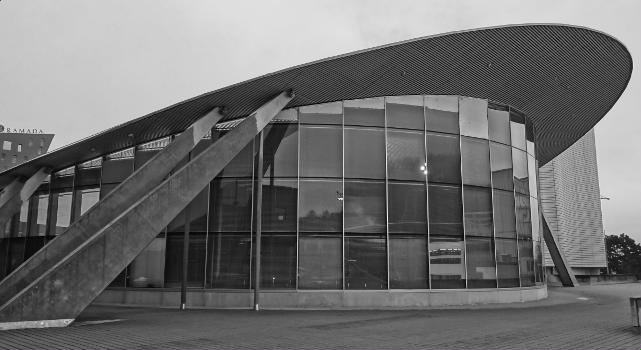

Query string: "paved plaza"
[[0, 283, 639, 349]]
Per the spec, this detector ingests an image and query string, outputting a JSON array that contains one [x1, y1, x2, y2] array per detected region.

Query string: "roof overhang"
[[0, 23, 632, 185]]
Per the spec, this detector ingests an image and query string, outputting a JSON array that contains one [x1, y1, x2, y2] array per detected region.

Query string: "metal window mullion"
[[489, 140, 500, 288], [424, 95, 431, 290], [384, 98, 390, 290], [341, 102, 345, 291], [459, 97, 468, 289], [508, 107, 523, 289], [296, 112, 300, 291]]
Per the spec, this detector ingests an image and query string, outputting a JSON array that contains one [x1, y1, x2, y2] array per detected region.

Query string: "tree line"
[[605, 233, 641, 278]]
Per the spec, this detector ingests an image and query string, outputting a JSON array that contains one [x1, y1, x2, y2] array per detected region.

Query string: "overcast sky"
[[1, 0, 639, 241]]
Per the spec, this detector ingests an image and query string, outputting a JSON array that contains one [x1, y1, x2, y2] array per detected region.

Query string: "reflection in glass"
[[299, 180, 342, 232], [261, 179, 297, 232], [344, 127, 385, 179], [515, 193, 532, 239], [466, 237, 497, 288], [262, 124, 298, 178], [344, 97, 385, 127], [74, 188, 100, 219], [345, 236, 387, 289], [50, 192, 72, 235], [387, 129, 426, 181], [430, 235, 466, 289], [220, 141, 253, 178], [428, 184, 463, 236], [388, 182, 427, 234], [344, 181, 386, 234], [530, 197, 540, 242], [17, 200, 28, 237], [261, 234, 296, 289], [386, 95, 424, 130], [28, 194, 48, 236], [493, 189, 517, 239], [298, 235, 342, 289], [459, 97, 488, 139], [426, 132, 461, 184], [390, 236, 428, 289], [510, 112, 527, 150], [101, 158, 134, 184], [207, 233, 251, 289], [518, 238, 535, 287], [210, 179, 253, 232], [425, 95, 459, 134], [488, 107, 510, 145], [489, 142, 513, 192], [76, 166, 101, 187], [463, 186, 494, 237], [299, 101, 342, 125], [512, 148, 529, 195], [496, 238, 520, 287], [134, 150, 159, 170], [299, 126, 342, 178], [461, 137, 491, 187], [528, 154, 538, 198], [129, 235, 166, 288]]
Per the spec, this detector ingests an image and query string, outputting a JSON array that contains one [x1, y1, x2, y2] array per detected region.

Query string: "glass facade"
[[0, 95, 545, 292]]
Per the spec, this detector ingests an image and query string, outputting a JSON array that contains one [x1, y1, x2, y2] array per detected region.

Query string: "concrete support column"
[[0, 167, 51, 232], [542, 216, 578, 287]]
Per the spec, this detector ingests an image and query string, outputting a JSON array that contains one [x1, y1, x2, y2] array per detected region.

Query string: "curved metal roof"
[[0, 23, 632, 184]]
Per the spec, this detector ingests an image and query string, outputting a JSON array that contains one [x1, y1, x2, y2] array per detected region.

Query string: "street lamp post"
[[600, 195, 610, 274]]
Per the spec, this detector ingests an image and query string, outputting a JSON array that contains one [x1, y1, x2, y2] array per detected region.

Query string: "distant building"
[[540, 129, 607, 277], [0, 126, 54, 171]]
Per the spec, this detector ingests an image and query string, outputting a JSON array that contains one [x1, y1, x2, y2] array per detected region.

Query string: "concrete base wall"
[[94, 286, 547, 309]]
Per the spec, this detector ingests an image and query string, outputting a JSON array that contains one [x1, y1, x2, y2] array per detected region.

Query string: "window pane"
[[74, 188, 100, 220], [530, 197, 540, 242], [262, 124, 298, 178], [528, 155, 538, 198], [488, 107, 510, 144], [76, 167, 100, 187], [425, 95, 458, 134], [386, 95, 424, 130], [345, 236, 387, 289], [515, 193, 532, 239], [101, 158, 133, 183], [299, 126, 342, 178], [344, 181, 386, 234], [466, 237, 497, 288], [344, 127, 385, 179], [299, 180, 342, 233], [461, 137, 491, 187], [210, 179, 253, 232], [298, 235, 342, 289], [188, 188, 209, 232], [163, 232, 206, 288], [428, 184, 463, 236], [163, 233, 182, 287], [496, 238, 520, 287], [430, 235, 466, 289], [459, 97, 488, 139], [220, 141, 253, 178], [17, 200, 29, 237], [261, 234, 296, 289], [493, 189, 517, 239], [261, 179, 297, 232], [28, 194, 48, 236], [426, 132, 461, 184], [299, 101, 342, 125], [344, 97, 384, 127], [387, 129, 426, 181], [51, 173, 74, 190], [463, 186, 494, 237], [388, 182, 427, 234], [518, 238, 535, 287], [512, 148, 529, 195], [50, 192, 72, 235], [207, 233, 251, 289], [134, 149, 159, 170], [129, 235, 166, 288], [389, 236, 428, 289], [510, 111, 527, 150], [490, 142, 513, 191]]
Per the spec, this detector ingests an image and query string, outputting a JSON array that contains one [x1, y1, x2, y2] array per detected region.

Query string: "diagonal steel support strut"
[[542, 215, 578, 287]]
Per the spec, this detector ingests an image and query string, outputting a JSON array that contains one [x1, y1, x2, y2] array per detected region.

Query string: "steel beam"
[[0, 91, 293, 326], [542, 216, 578, 287], [0, 108, 223, 307], [0, 168, 51, 232]]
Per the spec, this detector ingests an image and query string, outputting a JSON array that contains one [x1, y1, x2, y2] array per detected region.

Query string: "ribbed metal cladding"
[[0, 24, 632, 185]]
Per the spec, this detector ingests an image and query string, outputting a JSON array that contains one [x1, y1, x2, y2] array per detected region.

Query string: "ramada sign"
[[0, 125, 44, 134]]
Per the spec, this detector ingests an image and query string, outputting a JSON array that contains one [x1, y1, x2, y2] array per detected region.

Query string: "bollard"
[[631, 297, 641, 327]]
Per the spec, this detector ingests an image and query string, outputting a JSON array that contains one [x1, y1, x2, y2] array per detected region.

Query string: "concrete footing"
[[0, 319, 73, 331], [631, 297, 641, 327]]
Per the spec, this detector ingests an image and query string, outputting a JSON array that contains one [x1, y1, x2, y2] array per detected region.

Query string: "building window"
[[2, 141, 11, 151], [17, 144, 22, 152]]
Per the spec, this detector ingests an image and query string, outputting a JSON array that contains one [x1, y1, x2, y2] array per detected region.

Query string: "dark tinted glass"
[[496, 238, 520, 287], [129, 234, 165, 288], [344, 97, 385, 127], [428, 184, 463, 236], [490, 142, 513, 191], [463, 186, 494, 237], [512, 148, 529, 195], [188, 188, 209, 232], [345, 236, 387, 289], [430, 235, 466, 289], [49, 192, 72, 235], [465, 237, 497, 288], [209, 179, 253, 232], [261, 179, 297, 232], [261, 234, 296, 289], [134, 149, 159, 170], [389, 236, 428, 289], [493, 189, 517, 239], [488, 107, 510, 145], [262, 124, 298, 178], [299, 102, 342, 125], [426, 132, 461, 184], [298, 235, 342, 289], [386, 95, 424, 130], [510, 111, 527, 150], [207, 233, 251, 289], [344, 181, 386, 234], [220, 141, 253, 178], [344, 127, 385, 179], [388, 182, 427, 234], [515, 193, 532, 239], [76, 167, 101, 187], [299, 126, 342, 178], [387, 129, 426, 181], [101, 158, 133, 183], [299, 180, 342, 232], [459, 97, 488, 139], [28, 194, 48, 236], [461, 137, 491, 187], [51, 173, 74, 190], [425, 95, 458, 134], [518, 238, 535, 287]]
